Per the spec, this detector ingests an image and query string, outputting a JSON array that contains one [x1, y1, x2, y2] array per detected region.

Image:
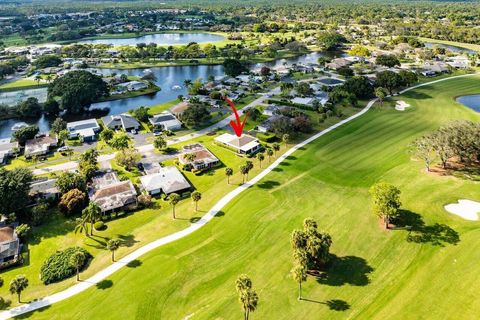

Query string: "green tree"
[[343, 76, 374, 99], [55, 171, 86, 193], [9, 275, 28, 303], [223, 59, 247, 77], [107, 239, 121, 262], [410, 134, 436, 172], [153, 136, 167, 151], [33, 55, 62, 68], [69, 251, 85, 281], [17, 97, 42, 117], [376, 54, 401, 67], [169, 193, 181, 219], [191, 191, 202, 211], [115, 148, 141, 170], [109, 132, 131, 151], [59, 188, 87, 216], [272, 143, 280, 155], [48, 70, 109, 114], [12, 125, 38, 145], [369, 183, 402, 229], [130, 106, 150, 122], [225, 167, 233, 184], [348, 45, 371, 58], [375, 71, 402, 95], [282, 134, 290, 148], [0, 167, 33, 216], [256, 153, 265, 168], [266, 148, 274, 162], [100, 128, 114, 143], [375, 87, 388, 107], [317, 31, 346, 50], [235, 274, 258, 320], [291, 251, 307, 300], [51, 117, 67, 134]]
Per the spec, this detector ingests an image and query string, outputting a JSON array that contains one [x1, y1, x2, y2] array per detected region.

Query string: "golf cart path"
[[1, 73, 476, 319]]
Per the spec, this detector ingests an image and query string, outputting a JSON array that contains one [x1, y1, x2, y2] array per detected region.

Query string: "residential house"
[[325, 58, 351, 70], [263, 105, 280, 116], [102, 114, 140, 131], [214, 133, 262, 155], [29, 178, 60, 203], [149, 111, 183, 131], [317, 78, 345, 87], [0, 138, 18, 164], [292, 97, 315, 105], [117, 80, 148, 92], [178, 143, 220, 171], [0, 222, 21, 270], [67, 118, 101, 141], [446, 56, 470, 69], [170, 101, 190, 116], [89, 170, 138, 213], [24, 135, 58, 158], [140, 166, 192, 196]]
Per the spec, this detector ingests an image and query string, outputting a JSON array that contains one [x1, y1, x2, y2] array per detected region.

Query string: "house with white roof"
[[140, 166, 192, 196], [0, 139, 18, 164], [89, 170, 137, 213], [149, 111, 182, 131], [178, 143, 220, 171], [67, 118, 101, 141], [214, 133, 262, 155], [117, 80, 149, 92], [102, 114, 140, 131], [24, 135, 58, 158]]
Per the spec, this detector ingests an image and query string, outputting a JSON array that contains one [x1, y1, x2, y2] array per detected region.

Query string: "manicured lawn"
[[22, 75, 480, 319], [418, 37, 480, 52], [0, 79, 48, 92]]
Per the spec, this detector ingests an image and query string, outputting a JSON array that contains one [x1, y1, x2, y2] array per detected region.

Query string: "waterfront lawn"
[[0, 79, 48, 91], [27, 75, 480, 319]]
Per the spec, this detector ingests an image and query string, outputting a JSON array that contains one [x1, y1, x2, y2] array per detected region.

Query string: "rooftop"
[[140, 166, 191, 194]]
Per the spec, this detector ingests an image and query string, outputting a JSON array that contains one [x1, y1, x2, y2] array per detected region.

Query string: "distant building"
[[0, 223, 21, 270], [102, 114, 140, 131], [292, 97, 315, 105], [149, 111, 182, 131], [317, 78, 345, 87], [0, 138, 18, 164], [116, 80, 148, 91], [178, 143, 220, 171], [140, 165, 191, 196], [24, 135, 58, 158], [67, 118, 101, 141], [89, 171, 138, 213], [170, 101, 190, 116], [214, 133, 262, 155]]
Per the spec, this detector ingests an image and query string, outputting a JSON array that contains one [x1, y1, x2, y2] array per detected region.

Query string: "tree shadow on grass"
[[286, 155, 297, 161], [118, 234, 139, 247], [257, 180, 281, 189], [393, 210, 460, 246], [301, 298, 350, 311], [272, 167, 283, 172], [404, 91, 431, 100], [190, 216, 201, 223], [127, 259, 142, 268], [214, 211, 225, 218], [96, 279, 113, 290], [0, 297, 11, 310], [316, 255, 373, 287]]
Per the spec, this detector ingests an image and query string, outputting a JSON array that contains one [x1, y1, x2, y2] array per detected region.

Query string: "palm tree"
[[69, 251, 85, 281], [168, 193, 181, 219], [256, 153, 265, 168], [282, 134, 290, 148], [240, 165, 248, 183], [74, 217, 89, 236], [82, 202, 102, 236], [183, 153, 196, 162], [107, 239, 121, 262], [110, 132, 131, 152], [9, 275, 28, 303], [34, 74, 41, 84], [191, 191, 202, 211], [183, 79, 192, 88], [266, 148, 274, 162], [225, 167, 233, 184], [272, 143, 280, 156], [235, 274, 258, 320]]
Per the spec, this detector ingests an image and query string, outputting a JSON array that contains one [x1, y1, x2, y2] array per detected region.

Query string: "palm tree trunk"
[[298, 282, 302, 300], [173, 206, 176, 219], [17, 293, 21, 303], [227, 176, 230, 184], [76, 267, 80, 281], [112, 251, 115, 262]]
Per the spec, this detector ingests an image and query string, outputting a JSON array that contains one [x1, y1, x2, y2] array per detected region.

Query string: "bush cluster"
[[40, 247, 92, 284]]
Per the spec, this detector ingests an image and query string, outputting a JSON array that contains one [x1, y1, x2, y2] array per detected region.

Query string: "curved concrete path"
[[0, 73, 477, 319]]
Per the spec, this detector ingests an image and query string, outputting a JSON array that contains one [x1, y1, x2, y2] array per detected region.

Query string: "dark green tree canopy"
[[223, 59, 247, 77], [0, 167, 33, 216], [33, 55, 62, 69], [48, 70, 109, 114]]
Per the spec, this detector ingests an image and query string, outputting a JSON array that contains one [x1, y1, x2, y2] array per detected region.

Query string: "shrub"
[[256, 132, 276, 142], [93, 221, 106, 231], [40, 247, 92, 284], [29, 200, 50, 226], [58, 189, 87, 216], [138, 194, 153, 208], [15, 224, 30, 239]]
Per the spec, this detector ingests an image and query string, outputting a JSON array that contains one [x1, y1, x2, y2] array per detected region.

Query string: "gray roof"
[[102, 114, 140, 130]]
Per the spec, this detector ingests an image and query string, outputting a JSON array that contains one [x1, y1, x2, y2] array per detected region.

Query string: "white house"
[[140, 166, 191, 196], [67, 118, 101, 141], [149, 111, 182, 131], [215, 133, 262, 155]]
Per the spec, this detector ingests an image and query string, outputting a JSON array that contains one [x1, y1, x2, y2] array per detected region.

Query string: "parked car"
[[130, 129, 138, 135]]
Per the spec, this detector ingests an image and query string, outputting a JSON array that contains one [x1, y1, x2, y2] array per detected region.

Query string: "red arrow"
[[225, 96, 248, 137]]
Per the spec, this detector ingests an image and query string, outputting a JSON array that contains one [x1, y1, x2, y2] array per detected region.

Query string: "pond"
[[424, 42, 476, 55], [0, 51, 339, 138], [79, 32, 225, 46], [456, 94, 480, 112]]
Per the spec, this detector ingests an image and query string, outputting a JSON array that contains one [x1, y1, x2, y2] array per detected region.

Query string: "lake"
[[456, 94, 480, 112], [0, 51, 337, 138], [424, 42, 476, 55], [79, 32, 225, 46]]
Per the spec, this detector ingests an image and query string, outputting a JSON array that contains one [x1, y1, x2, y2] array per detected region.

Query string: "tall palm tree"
[[82, 202, 102, 236], [191, 191, 202, 211], [266, 148, 274, 162], [107, 239, 121, 262], [272, 143, 280, 156], [240, 165, 248, 183], [74, 217, 89, 236], [256, 153, 265, 168], [169, 193, 181, 219], [69, 252, 85, 281], [235, 275, 258, 320], [225, 167, 233, 184]]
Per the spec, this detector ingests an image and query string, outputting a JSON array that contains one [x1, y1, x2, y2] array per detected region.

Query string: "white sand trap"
[[395, 100, 411, 111], [444, 199, 480, 221]]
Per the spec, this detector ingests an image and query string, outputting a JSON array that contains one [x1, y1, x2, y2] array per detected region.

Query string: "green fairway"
[[10, 76, 480, 319]]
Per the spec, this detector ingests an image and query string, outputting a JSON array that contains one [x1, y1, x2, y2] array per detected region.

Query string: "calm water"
[[79, 33, 225, 46], [0, 52, 337, 138], [456, 95, 480, 112], [424, 42, 476, 55]]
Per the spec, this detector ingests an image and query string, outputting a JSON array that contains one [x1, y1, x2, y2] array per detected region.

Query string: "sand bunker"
[[444, 199, 480, 221], [395, 100, 411, 111]]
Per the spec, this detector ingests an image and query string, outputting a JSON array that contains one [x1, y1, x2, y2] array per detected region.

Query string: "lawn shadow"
[[28, 217, 76, 245], [286, 155, 297, 161], [0, 297, 11, 310], [256, 180, 281, 189], [215, 211, 225, 218], [279, 162, 291, 166], [325, 299, 350, 311], [190, 216, 201, 223], [404, 91, 431, 100], [96, 279, 113, 290], [272, 167, 283, 172], [126, 259, 142, 268], [118, 234, 139, 247], [393, 210, 460, 246], [316, 255, 373, 287]]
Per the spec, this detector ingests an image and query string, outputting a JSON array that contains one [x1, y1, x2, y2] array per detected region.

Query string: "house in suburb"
[[67, 118, 101, 141], [214, 133, 262, 155], [29, 178, 60, 204], [102, 114, 140, 131], [0, 222, 21, 270], [24, 135, 58, 158], [140, 165, 191, 196], [116, 80, 148, 92], [149, 111, 183, 131], [89, 170, 138, 213], [178, 143, 220, 171], [0, 138, 18, 164]]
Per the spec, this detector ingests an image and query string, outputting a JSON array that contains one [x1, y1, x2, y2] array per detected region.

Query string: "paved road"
[[32, 90, 278, 175], [1, 74, 476, 319]]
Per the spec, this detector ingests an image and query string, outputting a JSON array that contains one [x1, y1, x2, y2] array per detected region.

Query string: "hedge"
[[257, 132, 276, 142], [40, 247, 92, 284], [266, 99, 317, 111]]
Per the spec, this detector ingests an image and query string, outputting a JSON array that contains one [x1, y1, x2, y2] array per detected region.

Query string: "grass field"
[[0, 79, 48, 92], [418, 37, 480, 52], [4, 76, 480, 319]]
